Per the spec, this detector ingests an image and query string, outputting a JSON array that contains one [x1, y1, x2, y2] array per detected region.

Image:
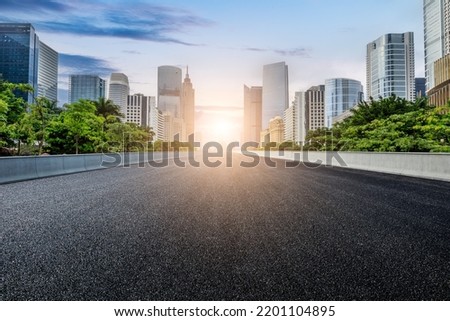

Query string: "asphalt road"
[[2, 154, 450, 300]]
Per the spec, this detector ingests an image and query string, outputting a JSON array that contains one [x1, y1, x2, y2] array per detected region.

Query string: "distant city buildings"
[[325, 78, 363, 128], [295, 91, 307, 144], [366, 32, 415, 101], [0, 23, 58, 103], [243, 85, 262, 143], [423, 0, 450, 91], [306, 85, 326, 132], [262, 62, 289, 130], [69, 75, 106, 103], [109, 73, 130, 116], [126, 94, 154, 127], [283, 102, 297, 143]]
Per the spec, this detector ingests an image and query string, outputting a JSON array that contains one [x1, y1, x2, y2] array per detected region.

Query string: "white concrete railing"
[[247, 150, 450, 182], [0, 152, 167, 184]]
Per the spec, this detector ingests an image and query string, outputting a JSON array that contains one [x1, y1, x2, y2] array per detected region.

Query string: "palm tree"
[[93, 97, 124, 121]]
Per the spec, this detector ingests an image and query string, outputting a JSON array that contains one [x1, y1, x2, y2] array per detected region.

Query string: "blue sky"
[[0, 0, 424, 140]]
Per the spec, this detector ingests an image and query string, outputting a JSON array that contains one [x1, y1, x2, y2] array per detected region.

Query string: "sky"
[[0, 0, 425, 141]]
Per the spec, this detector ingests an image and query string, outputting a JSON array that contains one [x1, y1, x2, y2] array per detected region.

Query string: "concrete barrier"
[[0, 156, 38, 184], [35, 155, 65, 178], [254, 151, 450, 182]]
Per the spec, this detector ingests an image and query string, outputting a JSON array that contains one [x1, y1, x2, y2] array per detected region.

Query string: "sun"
[[210, 120, 237, 143]]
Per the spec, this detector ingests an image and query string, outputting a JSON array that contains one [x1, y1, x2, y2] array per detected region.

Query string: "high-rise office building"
[[109, 73, 129, 116], [366, 32, 415, 101], [423, 0, 450, 91], [37, 41, 58, 102], [149, 104, 164, 141], [295, 91, 307, 144], [126, 94, 155, 127], [262, 62, 289, 129], [325, 78, 363, 128], [69, 75, 106, 103], [181, 67, 195, 140], [306, 85, 326, 131], [157, 66, 182, 117], [0, 23, 39, 103], [283, 102, 298, 143], [415, 77, 426, 98], [243, 85, 262, 143]]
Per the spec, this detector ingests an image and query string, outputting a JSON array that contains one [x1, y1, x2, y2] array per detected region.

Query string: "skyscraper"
[[157, 66, 182, 117], [366, 32, 415, 101], [181, 67, 195, 139], [243, 85, 262, 143], [109, 73, 129, 116], [262, 62, 289, 129], [423, 0, 450, 91], [69, 75, 106, 103], [325, 78, 363, 128], [415, 77, 426, 98], [306, 85, 326, 132], [283, 102, 297, 143], [126, 94, 155, 128], [37, 41, 58, 102], [295, 91, 307, 145], [0, 23, 39, 103]]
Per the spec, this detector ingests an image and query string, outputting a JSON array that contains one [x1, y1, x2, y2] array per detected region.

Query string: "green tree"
[[62, 100, 104, 154], [93, 97, 123, 121]]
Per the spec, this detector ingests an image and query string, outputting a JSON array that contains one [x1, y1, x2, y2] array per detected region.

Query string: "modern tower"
[[69, 75, 106, 103], [306, 85, 326, 131], [37, 41, 58, 102], [126, 94, 156, 128], [0, 23, 39, 103], [262, 62, 289, 130], [283, 102, 297, 143], [295, 91, 307, 144], [109, 73, 130, 116], [325, 78, 363, 128], [243, 85, 262, 143], [423, 0, 450, 91], [366, 32, 415, 101], [181, 67, 195, 139], [157, 66, 182, 118]]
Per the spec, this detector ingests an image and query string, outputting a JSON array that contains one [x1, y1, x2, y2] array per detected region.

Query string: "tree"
[[62, 100, 104, 154], [93, 97, 123, 121]]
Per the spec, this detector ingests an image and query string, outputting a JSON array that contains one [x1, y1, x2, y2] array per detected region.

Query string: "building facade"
[[366, 32, 415, 101], [109, 73, 129, 116], [295, 91, 307, 145], [269, 116, 284, 145], [69, 75, 106, 103], [262, 62, 289, 130], [428, 54, 450, 106], [325, 78, 363, 128], [243, 85, 262, 143], [181, 68, 195, 140], [423, 0, 450, 91], [306, 85, 326, 131], [415, 77, 426, 98], [126, 94, 156, 128], [0, 23, 39, 103], [157, 66, 182, 117], [37, 41, 58, 102]]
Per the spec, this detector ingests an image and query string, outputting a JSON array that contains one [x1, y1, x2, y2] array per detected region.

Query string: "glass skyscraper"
[[157, 66, 182, 118], [0, 23, 39, 103], [262, 62, 289, 130], [325, 78, 363, 128], [423, 0, 449, 91], [69, 75, 106, 103], [366, 32, 415, 101]]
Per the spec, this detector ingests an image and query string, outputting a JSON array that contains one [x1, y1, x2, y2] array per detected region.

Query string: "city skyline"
[[0, 0, 425, 109]]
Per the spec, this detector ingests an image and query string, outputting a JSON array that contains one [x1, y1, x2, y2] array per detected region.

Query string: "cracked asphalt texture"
[[1, 154, 450, 300]]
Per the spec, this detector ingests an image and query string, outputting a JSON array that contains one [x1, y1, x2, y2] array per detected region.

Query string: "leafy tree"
[[62, 100, 104, 154], [104, 122, 151, 152], [93, 97, 123, 121]]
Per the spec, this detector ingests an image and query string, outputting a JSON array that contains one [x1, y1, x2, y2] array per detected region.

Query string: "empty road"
[[2, 154, 450, 300]]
